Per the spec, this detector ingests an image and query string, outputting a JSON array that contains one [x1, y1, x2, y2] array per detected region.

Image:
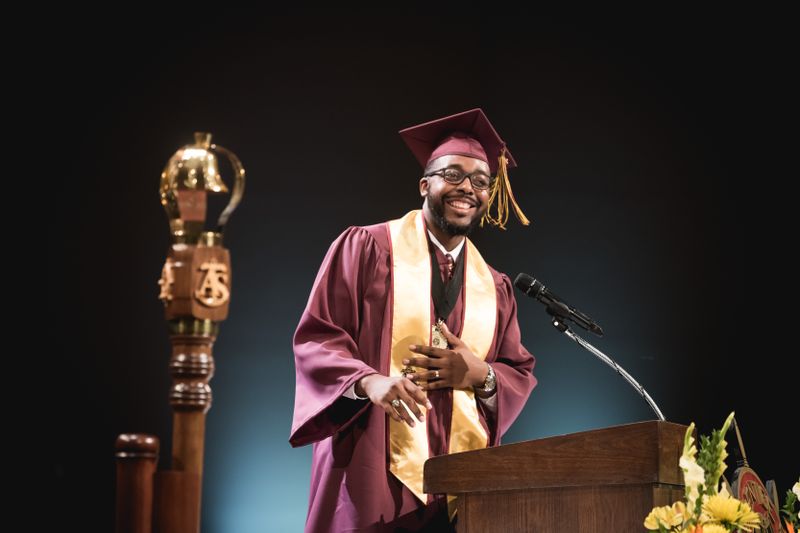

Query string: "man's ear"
[[419, 177, 429, 197]]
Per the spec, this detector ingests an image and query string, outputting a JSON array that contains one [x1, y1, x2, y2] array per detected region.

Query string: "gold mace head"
[[160, 132, 246, 244]]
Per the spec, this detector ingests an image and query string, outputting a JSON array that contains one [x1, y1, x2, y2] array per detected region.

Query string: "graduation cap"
[[399, 108, 530, 229]]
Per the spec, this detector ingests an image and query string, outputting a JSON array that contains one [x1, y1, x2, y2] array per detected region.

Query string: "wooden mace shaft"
[[169, 335, 215, 475]]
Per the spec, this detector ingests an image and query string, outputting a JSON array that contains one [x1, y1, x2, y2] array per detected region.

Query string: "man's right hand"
[[357, 374, 432, 427]]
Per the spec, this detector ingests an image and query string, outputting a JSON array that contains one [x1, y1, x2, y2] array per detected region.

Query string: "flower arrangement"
[[781, 478, 800, 532], [644, 412, 761, 532]]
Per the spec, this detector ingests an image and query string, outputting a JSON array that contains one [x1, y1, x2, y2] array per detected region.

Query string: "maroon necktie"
[[445, 253, 455, 281]]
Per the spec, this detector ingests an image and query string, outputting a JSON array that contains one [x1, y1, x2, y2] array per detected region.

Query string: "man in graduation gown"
[[290, 109, 538, 533]]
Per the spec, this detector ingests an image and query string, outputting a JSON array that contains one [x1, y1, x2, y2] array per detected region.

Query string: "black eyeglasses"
[[424, 168, 495, 191]]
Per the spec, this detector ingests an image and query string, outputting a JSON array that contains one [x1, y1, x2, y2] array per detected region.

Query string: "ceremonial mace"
[[115, 133, 245, 533]]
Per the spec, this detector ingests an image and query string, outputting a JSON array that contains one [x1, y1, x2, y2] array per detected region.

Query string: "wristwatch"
[[477, 364, 496, 393]]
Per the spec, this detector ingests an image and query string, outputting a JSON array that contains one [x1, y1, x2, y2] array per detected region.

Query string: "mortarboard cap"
[[398, 108, 530, 229], [398, 108, 516, 175]]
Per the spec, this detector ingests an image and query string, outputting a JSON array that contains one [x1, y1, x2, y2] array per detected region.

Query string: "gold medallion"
[[431, 319, 449, 349], [402, 320, 449, 377]]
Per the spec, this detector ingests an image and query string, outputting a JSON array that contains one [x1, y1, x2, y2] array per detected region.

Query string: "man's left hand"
[[404, 322, 488, 391]]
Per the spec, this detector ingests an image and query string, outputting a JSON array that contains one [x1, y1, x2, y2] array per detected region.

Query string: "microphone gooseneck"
[[514, 272, 665, 421]]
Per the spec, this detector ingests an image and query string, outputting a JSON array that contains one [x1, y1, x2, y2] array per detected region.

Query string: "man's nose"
[[456, 176, 476, 194]]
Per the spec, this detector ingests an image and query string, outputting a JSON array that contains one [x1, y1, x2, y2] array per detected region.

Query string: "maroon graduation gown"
[[290, 221, 537, 533]]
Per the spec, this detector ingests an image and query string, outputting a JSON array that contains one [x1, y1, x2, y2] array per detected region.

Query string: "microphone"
[[514, 273, 604, 337]]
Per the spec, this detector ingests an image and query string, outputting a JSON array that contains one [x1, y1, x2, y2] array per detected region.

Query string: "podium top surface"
[[424, 420, 688, 494]]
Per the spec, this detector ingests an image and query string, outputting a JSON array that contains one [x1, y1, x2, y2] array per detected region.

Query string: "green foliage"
[[782, 488, 799, 527]]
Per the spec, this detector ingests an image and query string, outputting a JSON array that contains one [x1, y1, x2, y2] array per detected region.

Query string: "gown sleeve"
[[483, 272, 538, 446], [289, 226, 381, 447]]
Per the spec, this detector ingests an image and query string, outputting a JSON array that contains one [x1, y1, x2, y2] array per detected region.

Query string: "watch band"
[[478, 364, 496, 393]]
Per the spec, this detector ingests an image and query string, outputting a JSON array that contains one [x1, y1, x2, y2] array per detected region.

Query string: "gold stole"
[[387, 209, 496, 502]]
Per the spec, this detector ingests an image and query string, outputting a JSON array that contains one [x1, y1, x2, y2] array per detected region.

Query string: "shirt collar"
[[427, 230, 465, 260]]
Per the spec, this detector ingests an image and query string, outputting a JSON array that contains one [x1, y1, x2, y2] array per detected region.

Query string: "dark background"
[[45, 9, 795, 532]]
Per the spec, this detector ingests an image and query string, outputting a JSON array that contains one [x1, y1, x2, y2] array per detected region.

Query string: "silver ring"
[[434, 370, 440, 379], [391, 399, 401, 408]]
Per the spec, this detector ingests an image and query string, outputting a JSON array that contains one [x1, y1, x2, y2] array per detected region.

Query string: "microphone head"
[[514, 273, 535, 293]]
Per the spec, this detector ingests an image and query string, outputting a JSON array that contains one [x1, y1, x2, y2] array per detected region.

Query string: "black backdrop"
[[45, 9, 795, 531]]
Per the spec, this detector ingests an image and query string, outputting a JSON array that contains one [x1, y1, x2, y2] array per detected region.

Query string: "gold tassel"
[[481, 147, 530, 229]]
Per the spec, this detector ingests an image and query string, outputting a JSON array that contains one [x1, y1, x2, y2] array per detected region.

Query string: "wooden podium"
[[424, 420, 687, 532]]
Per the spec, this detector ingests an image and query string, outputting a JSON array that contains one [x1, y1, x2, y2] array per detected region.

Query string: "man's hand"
[[404, 322, 489, 391], [357, 374, 432, 427]]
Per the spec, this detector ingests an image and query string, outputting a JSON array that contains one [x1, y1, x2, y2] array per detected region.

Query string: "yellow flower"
[[793, 479, 800, 500], [644, 501, 686, 529], [673, 526, 717, 533], [697, 525, 730, 533], [702, 486, 761, 532]]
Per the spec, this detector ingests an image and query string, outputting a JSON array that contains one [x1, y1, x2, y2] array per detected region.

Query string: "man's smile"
[[444, 196, 477, 216]]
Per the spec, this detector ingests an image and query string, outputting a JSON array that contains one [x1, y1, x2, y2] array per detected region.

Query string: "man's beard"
[[428, 195, 482, 236]]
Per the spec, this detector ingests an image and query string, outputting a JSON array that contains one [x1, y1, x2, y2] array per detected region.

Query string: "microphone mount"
[[550, 316, 665, 421]]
